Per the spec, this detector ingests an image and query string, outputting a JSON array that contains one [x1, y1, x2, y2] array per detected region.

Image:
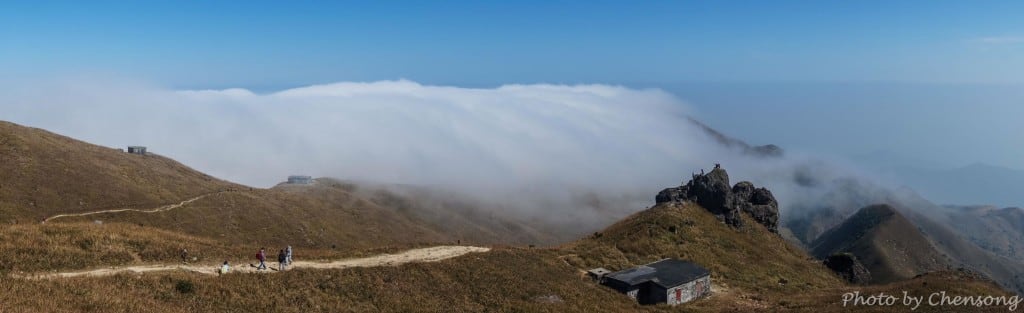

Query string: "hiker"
[[277, 249, 287, 271], [285, 246, 293, 265], [218, 261, 230, 275], [180, 248, 189, 264], [256, 248, 267, 270]]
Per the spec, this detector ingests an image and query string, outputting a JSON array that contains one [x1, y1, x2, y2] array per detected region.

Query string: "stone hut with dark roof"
[[598, 259, 711, 305]]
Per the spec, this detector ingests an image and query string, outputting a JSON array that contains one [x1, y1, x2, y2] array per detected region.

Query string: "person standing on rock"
[[285, 246, 293, 265], [256, 248, 267, 270], [277, 249, 288, 271]]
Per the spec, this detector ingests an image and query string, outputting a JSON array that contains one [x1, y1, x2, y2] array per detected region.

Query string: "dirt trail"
[[22, 246, 490, 279], [42, 192, 225, 223]]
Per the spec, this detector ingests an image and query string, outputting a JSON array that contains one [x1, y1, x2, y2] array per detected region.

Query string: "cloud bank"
[[1, 78, 888, 230]]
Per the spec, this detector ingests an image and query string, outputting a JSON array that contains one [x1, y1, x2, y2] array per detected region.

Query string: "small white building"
[[599, 259, 711, 305], [287, 175, 313, 184], [127, 146, 147, 155]]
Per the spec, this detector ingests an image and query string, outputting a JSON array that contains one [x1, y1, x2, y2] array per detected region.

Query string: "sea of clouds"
[[1, 78, 886, 227]]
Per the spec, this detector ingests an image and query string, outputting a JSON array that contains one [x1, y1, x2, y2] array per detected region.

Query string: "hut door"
[[675, 288, 682, 302]]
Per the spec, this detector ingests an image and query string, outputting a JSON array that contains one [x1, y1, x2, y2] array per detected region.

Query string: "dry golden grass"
[[0, 121, 237, 223], [562, 203, 844, 295], [0, 222, 236, 273], [0, 222, 436, 275], [779, 271, 1016, 312], [0, 249, 658, 313], [0, 204, 1010, 312], [1, 120, 553, 253], [2, 246, 1009, 312]]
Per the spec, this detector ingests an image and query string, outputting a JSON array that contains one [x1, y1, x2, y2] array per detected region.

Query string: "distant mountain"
[[786, 181, 1024, 293], [853, 150, 1024, 208], [810, 204, 947, 284], [930, 205, 1024, 260], [687, 117, 783, 157]]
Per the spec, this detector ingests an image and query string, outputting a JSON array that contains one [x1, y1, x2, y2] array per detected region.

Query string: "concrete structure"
[[127, 146, 147, 155], [600, 259, 711, 305], [587, 268, 612, 281], [287, 175, 313, 184]]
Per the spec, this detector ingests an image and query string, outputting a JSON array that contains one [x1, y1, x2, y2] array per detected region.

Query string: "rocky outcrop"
[[824, 253, 872, 284], [731, 181, 780, 233], [655, 165, 779, 233], [654, 185, 689, 204], [687, 167, 743, 228]]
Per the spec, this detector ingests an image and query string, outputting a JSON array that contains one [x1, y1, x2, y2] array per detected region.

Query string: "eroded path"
[[41, 192, 225, 223], [22, 246, 490, 279]]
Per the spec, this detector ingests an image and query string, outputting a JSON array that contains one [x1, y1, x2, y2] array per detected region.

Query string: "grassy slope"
[[0, 249, 657, 313], [0, 223, 238, 273], [782, 270, 1016, 313], [338, 180, 562, 245], [1, 120, 552, 252], [0, 121, 236, 222], [53, 186, 455, 250], [561, 202, 845, 306], [1, 203, 1009, 313], [810, 204, 947, 284]]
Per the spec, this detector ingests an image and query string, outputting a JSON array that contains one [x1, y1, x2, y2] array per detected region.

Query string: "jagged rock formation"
[[655, 165, 779, 233], [823, 253, 872, 285], [731, 181, 780, 233]]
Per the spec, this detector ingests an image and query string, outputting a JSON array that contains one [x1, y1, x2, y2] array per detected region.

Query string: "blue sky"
[[3, 1, 1024, 88], [2, 1, 1024, 170]]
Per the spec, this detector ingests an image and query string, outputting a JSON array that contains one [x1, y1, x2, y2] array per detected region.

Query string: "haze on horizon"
[[3, 1, 1024, 207]]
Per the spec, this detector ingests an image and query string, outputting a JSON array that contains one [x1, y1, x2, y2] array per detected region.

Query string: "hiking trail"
[[41, 192, 227, 223], [20, 246, 490, 279]]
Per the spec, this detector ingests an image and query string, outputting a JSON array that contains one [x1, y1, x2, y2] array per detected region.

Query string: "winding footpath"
[[41, 192, 225, 223], [20, 246, 490, 279]]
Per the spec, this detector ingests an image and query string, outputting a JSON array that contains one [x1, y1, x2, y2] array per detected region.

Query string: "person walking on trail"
[[277, 249, 288, 271], [180, 249, 189, 264], [256, 248, 267, 270], [218, 261, 230, 275], [285, 246, 293, 265]]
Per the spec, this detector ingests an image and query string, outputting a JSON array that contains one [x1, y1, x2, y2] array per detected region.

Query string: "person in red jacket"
[[256, 248, 267, 270]]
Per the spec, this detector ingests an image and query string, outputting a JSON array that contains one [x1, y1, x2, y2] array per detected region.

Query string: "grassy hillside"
[[0, 249, 658, 313], [781, 270, 1016, 313], [0, 121, 237, 223], [0, 222, 238, 273], [562, 202, 844, 299], [336, 180, 565, 245], [2, 204, 1009, 312], [1, 120, 557, 252], [810, 204, 947, 284], [53, 186, 453, 251]]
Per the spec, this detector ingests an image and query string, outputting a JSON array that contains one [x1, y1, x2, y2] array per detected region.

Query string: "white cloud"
[[0, 78, 887, 231]]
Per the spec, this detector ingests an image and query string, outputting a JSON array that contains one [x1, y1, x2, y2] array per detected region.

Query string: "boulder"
[[655, 186, 689, 204], [824, 253, 872, 285]]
